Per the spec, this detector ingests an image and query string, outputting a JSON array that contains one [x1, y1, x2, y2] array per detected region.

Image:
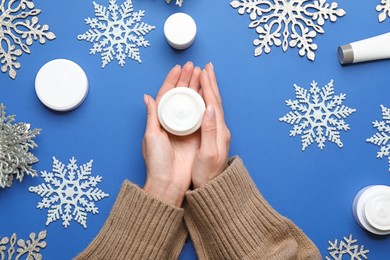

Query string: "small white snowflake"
[[0, 0, 56, 79], [29, 157, 109, 228], [366, 105, 390, 172], [326, 234, 369, 260], [78, 0, 156, 68], [279, 80, 356, 151], [0, 103, 41, 188], [230, 0, 345, 60], [0, 230, 47, 259], [166, 0, 184, 7], [376, 0, 390, 22]]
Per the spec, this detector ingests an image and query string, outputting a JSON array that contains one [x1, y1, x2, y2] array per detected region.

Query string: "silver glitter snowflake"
[[279, 80, 356, 151], [376, 0, 390, 22], [0, 230, 47, 260], [0, 103, 41, 188], [78, 0, 156, 68], [0, 0, 56, 79], [166, 0, 184, 6], [326, 234, 369, 260], [29, 157, 109, 228], [366, 105, 390, 172], [230, 0, 346, 60]]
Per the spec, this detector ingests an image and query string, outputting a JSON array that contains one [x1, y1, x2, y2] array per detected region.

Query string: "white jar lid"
[[164, 12, 197, 50], [365, 186, 390, 231], [35, 59, 89, 111], [158, 87, 205, 136], [353, 185, 390, 235]]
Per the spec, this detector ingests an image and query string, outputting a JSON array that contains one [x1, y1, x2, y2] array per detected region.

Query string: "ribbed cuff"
[[184, 157, 312, 259], [75, 180, 187, 260]]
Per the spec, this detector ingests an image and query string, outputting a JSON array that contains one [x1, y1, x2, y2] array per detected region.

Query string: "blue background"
[[1, 0, 390, 259]]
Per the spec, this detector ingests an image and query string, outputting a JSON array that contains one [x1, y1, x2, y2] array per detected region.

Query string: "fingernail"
[[209, 62, 214, 69], [143, 94, 149, 106], [186, 61, 193, 66], [205, 105, 215, 119]]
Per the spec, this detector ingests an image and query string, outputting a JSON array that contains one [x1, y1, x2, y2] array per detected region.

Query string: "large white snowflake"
[[0, 103, 41, 188], [0, 0, 56, 79], [29, 157, 109, 228], [279, 80, 356, 151], [326, 234, 369, 260], [166, 0, 184, 6], [78, 0, 155, 68], [230, 0, 346, 60], [366, 105, 390, 172], [376, 0, 390, 22]]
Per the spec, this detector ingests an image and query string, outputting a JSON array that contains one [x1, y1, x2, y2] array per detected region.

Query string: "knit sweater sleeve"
[[184, 157, 321, 260], [74, 180, 187, 260]]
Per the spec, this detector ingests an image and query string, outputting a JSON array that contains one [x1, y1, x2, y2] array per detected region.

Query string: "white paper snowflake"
[[78, 0, 156, 68], [230, 0, 346, 60], [29, 157, 109, 228], [376, 0, 390, 22], [366, 105, 390, 172], [0, 103, 41, 188], [279, 80, 356, 151], [166, 0, 184, 6], [0, 230, 47, 259], [0, 0, 56, 79], [326, 234, 369, 260]]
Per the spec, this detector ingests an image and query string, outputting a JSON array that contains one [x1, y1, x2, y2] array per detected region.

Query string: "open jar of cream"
[[158, 87, 205, 136], [353, 185, 390, 235]]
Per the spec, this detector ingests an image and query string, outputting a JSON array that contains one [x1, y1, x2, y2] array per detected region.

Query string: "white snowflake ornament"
[[376, 0, 390, 22], [0, 230, 47, 259], [230, 0, 346, 60], [0, 0, 56, 79], [279, 80, 356, 151], [326, 234, 369, 260], [166, 0, 184, 7], [0, 103, 41, 188], [366, 105, 390, 172], [78, 0, 156, 68], [29, 157, 109, 228]]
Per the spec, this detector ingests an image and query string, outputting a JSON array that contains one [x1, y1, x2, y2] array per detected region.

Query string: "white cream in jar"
[[353, 185, 390, 235], [158, 87, 205, 136]]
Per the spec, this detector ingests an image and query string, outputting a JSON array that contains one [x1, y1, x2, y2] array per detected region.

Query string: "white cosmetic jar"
[[352, 185, 390, 235], [35, 59, 89, 112], [158, 87, 205, 136], [164, 12, 197, 50]]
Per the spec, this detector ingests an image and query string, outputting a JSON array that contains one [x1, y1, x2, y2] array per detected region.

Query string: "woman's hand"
[[191, 63, 231, 189], [142, 62, 202, 207]]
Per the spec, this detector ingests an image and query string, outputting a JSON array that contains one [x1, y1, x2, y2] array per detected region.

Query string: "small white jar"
[[158, 87, 205, 136], [164, 12, 197, 50], [353, 185, 390, 235]]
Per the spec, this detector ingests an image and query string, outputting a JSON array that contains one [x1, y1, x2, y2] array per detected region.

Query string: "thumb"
[[144, 94, 160, 133], [200, 106, 217, 155]]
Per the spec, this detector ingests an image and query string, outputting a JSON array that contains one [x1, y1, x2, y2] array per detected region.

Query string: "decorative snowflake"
[[0, 0, 56, 79], [166, 0, 184, 6], [279, 80, 356, 151], [78, 0, 156, 68], [376, 0, 390, 22], [230, 0, 346, 60], [0, 103, 41, 188], [0, 230, 47, 259], [326, 234, 369, 260], [366, 105, 390, 172], [29, 157, 109, 228]]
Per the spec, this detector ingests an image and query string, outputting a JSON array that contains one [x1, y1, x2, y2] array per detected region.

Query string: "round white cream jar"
[[352, 185, 390, 235], [158, 87, 205, 136]]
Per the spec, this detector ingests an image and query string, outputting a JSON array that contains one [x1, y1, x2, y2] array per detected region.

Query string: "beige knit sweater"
[[75, 157, 321, 259]]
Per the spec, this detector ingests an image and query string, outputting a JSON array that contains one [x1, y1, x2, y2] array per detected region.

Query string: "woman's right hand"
[[191, 63, 231, 189]]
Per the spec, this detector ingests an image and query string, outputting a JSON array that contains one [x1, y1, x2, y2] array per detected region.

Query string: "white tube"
[[338, 32, 390, 65]]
